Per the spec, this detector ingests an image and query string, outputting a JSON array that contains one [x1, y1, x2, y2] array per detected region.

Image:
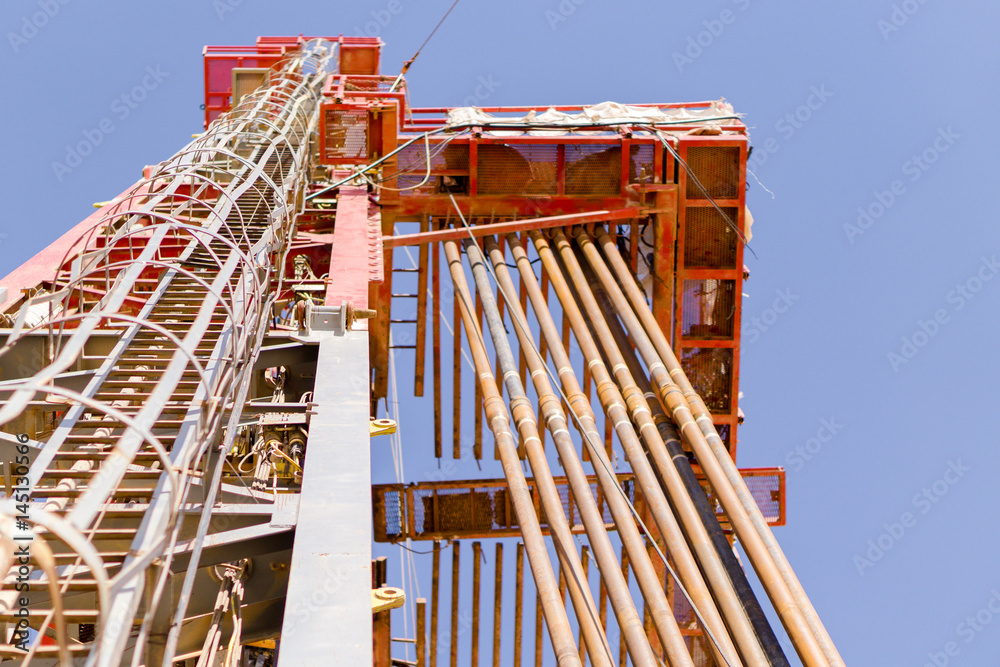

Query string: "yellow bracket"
[[371, 586, 405, 614], [370, 418, 397, 437]]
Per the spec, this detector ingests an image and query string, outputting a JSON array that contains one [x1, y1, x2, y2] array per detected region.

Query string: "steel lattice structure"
[[0, 36, 841, 667]]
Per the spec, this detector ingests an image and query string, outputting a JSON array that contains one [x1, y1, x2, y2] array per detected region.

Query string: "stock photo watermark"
[[282, 560, 353, 639], [7, 0, 71, 53], [921, 589, 1000, 666], [886, 255, 998, 372], [544, 0, 592, 31], [459, 75, 502, 108], [877, 0, 932, 40], [853, 459, 969, 576], [843, 126, 958, 244], [746, 86, 833, 173], [742, 288, 798, 343], [50, 65, 170, 183], [784, 417, 844, 472], [671, 0, 752, 73]]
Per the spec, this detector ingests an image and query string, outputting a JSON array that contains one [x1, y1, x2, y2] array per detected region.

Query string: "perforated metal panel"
[[396, 142, 469, 195], [231, 68, 269, 108], [372, 486, 403, 541], [699, 470, 784, 527], [716, 423, 730, 448], [686, 146, 740, 199], [630, 144, 656, 184], [681, 347, 733, 412], [416, 487, 505, 534], [681, 279, 736, 339], [684, 206, 740, 268], [372, 475, 636, 541], [565, 144, 623, 195], [323, 107, 368, 162], [477, 144, 557, 195], [343, 75, 396, 93]]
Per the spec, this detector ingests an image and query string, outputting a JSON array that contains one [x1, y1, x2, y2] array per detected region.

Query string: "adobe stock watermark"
[[544, 0, 591, 31], [877, 0, 931, 41], [7, 0, 71, 54], [459, 75, 501, 108], [784, 417, 844, 472], [853, 459, 969, 576], [282, 561, 352, 639], [843, 126, 958, 244], [747, 85, 833, 173], [742, 288, 798, 344], [51, 65, 170, 183], [672, 0, 752, 73], [212, 0, 244, 20], [922, 589, 1000, 667], [352, 0, 406, 37], [887, 255, 999, 372]]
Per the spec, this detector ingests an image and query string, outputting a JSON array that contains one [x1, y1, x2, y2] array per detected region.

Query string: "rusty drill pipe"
[[441, 239, 583, 667], [591, 266, 791, 666], [504, 233, 703, 666], [571, 244, 774, 665], [594, 227, 844, 667], [554, 230, 769, 665], [581, 228, 834, 667], [531, 230, 740, 667], [483, 236, 664, 667], [453, 238, 614, 667]]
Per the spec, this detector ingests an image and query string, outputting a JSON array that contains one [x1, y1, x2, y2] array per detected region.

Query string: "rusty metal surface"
[[372, 469, 783, 542]]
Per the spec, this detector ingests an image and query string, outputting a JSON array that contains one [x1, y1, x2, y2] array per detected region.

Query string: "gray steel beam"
[[278, 330, 372, 666]]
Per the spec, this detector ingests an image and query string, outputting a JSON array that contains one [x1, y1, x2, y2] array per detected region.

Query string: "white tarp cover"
[[446, 100, 739, 135]]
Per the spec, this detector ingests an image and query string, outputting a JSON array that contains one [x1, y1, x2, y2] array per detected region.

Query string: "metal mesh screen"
[[323, 108, 368, 161], [681, 279, 737, 339], [477, 144, 557, 195], [565, 145, 623, 195], [681, 347, 733, 413], [372, 486, 403, 541], [744, 473, 783, 524], [685, 146, 740, 199], [396, 142, 469, 195], [343, 75, 396, 93], [232, 68, 269, 108], [699, 471, 783, 526], [715, 423, 730, 449], [630, 144, 655, 185], [372, 476, 636, 541], [684, 206, 740, 268], [415, 487, 508, 535]]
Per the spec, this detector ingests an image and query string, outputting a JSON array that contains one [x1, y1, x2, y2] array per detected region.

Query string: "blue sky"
[[2, 1, 999, 665]]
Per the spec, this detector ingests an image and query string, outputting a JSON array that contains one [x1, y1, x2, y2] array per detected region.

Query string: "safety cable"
[[389, 0, 462, 93], [448, 194, 738, 667], [647, 127, 757, 260]]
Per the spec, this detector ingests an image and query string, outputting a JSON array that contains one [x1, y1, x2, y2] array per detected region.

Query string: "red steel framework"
[[0, 34, 844, 667]]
